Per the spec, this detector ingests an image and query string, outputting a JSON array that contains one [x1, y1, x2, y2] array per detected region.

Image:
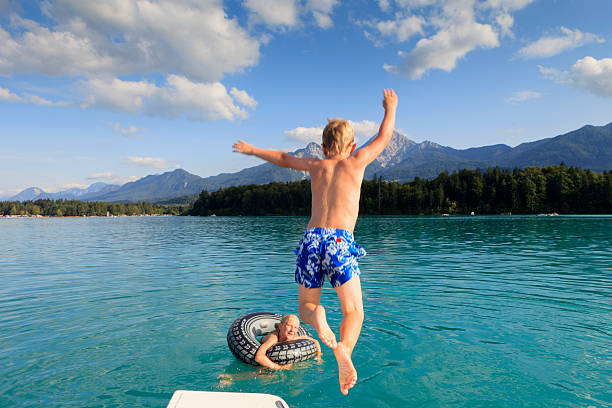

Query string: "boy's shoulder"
[[312, 156, 360, 165], [309, 156, 365, 174]]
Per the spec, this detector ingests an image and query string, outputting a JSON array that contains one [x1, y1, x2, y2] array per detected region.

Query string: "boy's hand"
[[232, 140, 254, 155], [382, 89, 398, 112]]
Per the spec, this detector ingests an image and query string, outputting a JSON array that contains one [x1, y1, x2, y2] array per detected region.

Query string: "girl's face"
[[279, 317, 299, 341]]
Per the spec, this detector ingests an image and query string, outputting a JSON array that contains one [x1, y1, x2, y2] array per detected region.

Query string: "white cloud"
[[381, 0, 505, 79], [106, 121, 145, 136], [495, 12, 514, 38], [285, 126, 324, 144], [244, 0, 338, 30], [348, 120, 379, 143], [81, 77, 156, 114], [26, 94, 69, 106], [285, 119, 379, 145], [385, 20, 499, 79], [505, 90, 541, 103], [230, 87, 258, 109], [373, 0, 534, 78], [379, 0, 391, 11], [394, 0, 437, 10], [517, 27, 604, 59], [570, 56, 612, 97], [82, 75, 256, 121], [124, 156, 176, 169], [481, 0, 533, 11], [0, 2, 265, 122], [56, 183, 89, 190], [306, 0, 338, 29], [363, 14, 425, 45], [540, 57, 612, 98], [86, 172, 139, 185], [0, 87, 24, 102], [0, 17, 115, 77], [87, 172, 115, 180], [244, 0, 299, 28], [538, 64, 567, 82], [0, 1, 260, 82], [4, 74, 256, 122], [0, 86, 69, 106]]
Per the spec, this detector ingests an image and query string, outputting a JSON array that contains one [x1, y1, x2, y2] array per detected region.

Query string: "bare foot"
[[334, 342, 357, 395], [313, 305, 337, 349]]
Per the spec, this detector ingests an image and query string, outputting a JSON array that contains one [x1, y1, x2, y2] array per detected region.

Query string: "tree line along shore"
[[2, 165, 611, 218], [0, 200, 182, 217], [189, 165, 612, 216]]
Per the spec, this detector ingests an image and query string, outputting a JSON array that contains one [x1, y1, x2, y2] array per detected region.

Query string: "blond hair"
[[322, 118, 354, 157], [280, 314, 299, 326]]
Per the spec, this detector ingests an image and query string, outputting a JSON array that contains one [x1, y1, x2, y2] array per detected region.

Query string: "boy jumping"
[[232, 89, 398, 395]]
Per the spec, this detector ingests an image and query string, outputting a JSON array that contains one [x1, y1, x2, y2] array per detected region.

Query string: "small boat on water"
[[167, 390, 289, 408]]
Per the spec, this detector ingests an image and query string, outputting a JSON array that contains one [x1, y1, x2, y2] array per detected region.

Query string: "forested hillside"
[[188, 165, 612, 216], [0, 200, 181, 217]]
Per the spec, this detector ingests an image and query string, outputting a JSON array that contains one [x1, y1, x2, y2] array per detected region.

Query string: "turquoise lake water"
[[1, 215, 611, 408]]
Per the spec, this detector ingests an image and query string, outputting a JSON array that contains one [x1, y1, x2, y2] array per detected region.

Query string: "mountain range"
[[9, 182, 121, 202], [6, 122, 611, 203]]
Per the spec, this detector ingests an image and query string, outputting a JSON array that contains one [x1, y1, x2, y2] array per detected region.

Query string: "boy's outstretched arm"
[[353, 89, 398, 166], [233, 140, 317, 171]]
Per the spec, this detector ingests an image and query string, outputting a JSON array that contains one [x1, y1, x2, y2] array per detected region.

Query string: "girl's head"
[[278, 314, 300, 341]]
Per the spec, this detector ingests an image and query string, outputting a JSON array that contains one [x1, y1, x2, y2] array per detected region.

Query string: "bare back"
[[307, 157, 365, 232]]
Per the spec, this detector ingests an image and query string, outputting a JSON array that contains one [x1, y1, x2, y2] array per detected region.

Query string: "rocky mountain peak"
[[372, 130, 416, 168], [417, 140, 442, 149], [292, 142, 324, 159]]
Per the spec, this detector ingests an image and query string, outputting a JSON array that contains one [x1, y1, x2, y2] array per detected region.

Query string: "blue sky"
[[1, 0, 611, 197]]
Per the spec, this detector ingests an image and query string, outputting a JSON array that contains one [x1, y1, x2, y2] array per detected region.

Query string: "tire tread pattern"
[[227, 312, 317, 366]]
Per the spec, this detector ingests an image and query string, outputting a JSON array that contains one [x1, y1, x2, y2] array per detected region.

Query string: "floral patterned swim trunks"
[[294, 228, 367, 288]]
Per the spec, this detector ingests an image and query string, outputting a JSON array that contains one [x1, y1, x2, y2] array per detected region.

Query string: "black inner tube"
[[227, 312, 317, 366]]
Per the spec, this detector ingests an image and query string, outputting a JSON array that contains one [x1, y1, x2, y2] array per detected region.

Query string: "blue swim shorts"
[[294, 228, 366, 289]]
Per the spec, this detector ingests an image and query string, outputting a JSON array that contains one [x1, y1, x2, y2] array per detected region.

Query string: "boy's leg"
[[335, 276, 364, 355], [298, 284, 337, 349], [333, 276, 363, 395]]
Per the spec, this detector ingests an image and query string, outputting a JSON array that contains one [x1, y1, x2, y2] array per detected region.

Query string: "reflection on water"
[[1, 216, 610, 407]]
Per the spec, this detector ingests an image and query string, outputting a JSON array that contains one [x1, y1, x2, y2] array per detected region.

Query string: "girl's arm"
[[254, 334, 291, 370]]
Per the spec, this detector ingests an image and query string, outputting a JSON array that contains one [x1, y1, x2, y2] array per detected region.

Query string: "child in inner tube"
[[255, 314, 322, 370]]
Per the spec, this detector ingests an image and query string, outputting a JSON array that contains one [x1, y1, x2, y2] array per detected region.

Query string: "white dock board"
[[167, 390, 289, 408]]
